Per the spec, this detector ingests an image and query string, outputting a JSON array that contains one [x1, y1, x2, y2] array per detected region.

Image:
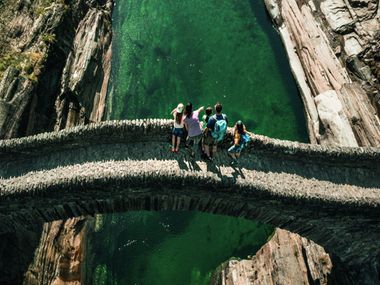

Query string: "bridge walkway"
[[1, 140, 379, 207]]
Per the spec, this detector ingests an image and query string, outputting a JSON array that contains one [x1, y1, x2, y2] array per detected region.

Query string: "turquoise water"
[[87, 0, 309, 284], [107, 0, 308, 140], [87, 212, 273, 285]]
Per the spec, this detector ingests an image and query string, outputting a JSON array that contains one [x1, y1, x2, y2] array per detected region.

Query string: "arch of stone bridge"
[[0, 177, 379, 283], [0, 119, 379, 282]]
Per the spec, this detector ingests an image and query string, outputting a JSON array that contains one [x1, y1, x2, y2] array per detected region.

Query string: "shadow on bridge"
[[1, 139, 379, 189]]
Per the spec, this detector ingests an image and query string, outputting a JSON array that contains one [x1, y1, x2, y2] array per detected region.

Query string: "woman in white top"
[[170, 103, 185, 152]]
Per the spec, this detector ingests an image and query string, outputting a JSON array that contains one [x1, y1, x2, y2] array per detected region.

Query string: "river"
[[85, 0, 308, 284]]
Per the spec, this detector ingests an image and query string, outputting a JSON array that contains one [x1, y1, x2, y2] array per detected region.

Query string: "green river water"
[[88, 0, 308, 284]]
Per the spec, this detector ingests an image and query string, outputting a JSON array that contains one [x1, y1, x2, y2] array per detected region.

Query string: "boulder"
[[211, 228, 353, 285], [320, 0, 355, 34], [343, 34, 364, 56], [314, 90, 358, 146]]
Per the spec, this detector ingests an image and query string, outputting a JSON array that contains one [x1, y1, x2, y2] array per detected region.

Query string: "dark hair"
[[185, 102, 193, 118], [215, 103, 222, 113], [204, 107, 213, 123], [236, 121, 245, 134], [175, 112, 183, 124]]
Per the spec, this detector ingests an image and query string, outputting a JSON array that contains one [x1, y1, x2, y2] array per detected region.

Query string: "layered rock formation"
[[0, 0, 112, 284], [0, 222, 43, 285], [23, 217, 94, 285], [0, 0, 112, 139], [212, 229, 344, 285], [265, 0, 380, 147]]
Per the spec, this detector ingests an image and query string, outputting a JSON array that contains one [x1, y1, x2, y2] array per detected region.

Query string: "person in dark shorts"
[[204, 103, 228, 160], [170, 103, 184, 152]]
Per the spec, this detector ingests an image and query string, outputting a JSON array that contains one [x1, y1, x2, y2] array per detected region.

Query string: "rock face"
[[0, 1, 112, 284], [0, 0, 112, 139], [320, 0, 356, 33], [212, 229, 353, 285], [23, 217, 94, 285], [315, 90, 358, 146], [54, 1, 112, 130], [0, 222, 43, 285], [265, 0, 380, 147]]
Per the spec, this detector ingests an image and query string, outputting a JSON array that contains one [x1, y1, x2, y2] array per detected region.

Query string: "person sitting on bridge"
[[204, 102, 228, 161], [170, 103, 185, 153], [228, 120, 251, 165], [183, 102, 204, 159]]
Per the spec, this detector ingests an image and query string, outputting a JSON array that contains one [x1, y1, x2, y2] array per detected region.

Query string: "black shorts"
[[203, 134, 214, 146]]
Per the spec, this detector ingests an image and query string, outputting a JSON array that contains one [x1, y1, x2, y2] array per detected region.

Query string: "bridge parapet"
[[0, 119, 379, 164]]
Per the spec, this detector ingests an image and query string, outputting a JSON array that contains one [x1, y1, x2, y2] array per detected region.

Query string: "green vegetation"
[[34, 0, 68, 16], [41, 33, 56, 44], [0, 50, 45, 83], [34, 0, 57, 15], [0, 52, 25, 73], [0, 0, 61, 81]]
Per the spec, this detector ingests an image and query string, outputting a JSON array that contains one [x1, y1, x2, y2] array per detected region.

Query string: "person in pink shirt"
[[183, 102, 204, 159]]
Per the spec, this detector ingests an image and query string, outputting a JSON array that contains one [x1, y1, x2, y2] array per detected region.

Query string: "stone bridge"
[[0, 119, 379, 282]]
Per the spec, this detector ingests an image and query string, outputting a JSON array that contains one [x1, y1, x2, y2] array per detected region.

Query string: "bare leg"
[[204, 145, 211, 158], [175, 137, 181, 151], [171, 135, 176, 151], [212, 145, 217, 157]]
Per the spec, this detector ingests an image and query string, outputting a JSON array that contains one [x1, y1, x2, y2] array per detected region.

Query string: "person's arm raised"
[[196, 106, 204, 113]]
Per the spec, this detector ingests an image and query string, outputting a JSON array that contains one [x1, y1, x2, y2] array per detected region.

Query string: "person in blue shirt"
[[203, 102, 228, 160]]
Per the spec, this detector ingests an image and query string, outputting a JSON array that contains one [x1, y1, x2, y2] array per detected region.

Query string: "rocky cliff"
[[265, 0, 380, 147], [0, 0, 112, 139], [23, 217, 94, 285], [212, 229, 353, 285], [0, 0, 112, 283], [213, 0, 380, 284]]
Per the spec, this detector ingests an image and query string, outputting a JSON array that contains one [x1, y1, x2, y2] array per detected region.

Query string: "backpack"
[[241, 133, 251, 147], [211, 115, 227, 143]]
